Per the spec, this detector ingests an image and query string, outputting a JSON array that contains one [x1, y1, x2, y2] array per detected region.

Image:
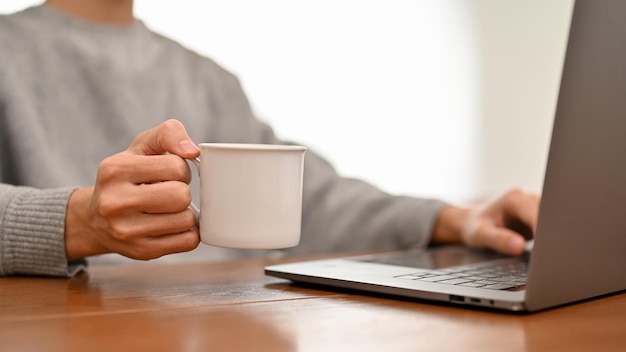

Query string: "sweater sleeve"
[[0, 184, 86, 277], [294, 150, 447, 254]]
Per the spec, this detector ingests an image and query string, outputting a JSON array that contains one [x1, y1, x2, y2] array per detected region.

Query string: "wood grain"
[[1, 257, 625, 351]]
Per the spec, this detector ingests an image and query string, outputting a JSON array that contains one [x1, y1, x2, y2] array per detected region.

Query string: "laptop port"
[[449, 295, 464, 303]]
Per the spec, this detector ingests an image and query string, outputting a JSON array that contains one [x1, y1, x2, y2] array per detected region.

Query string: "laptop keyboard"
[[395, 259, 528, 290]]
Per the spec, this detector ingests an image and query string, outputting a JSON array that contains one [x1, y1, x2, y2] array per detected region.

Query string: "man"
[[0, 0, 539, 277]]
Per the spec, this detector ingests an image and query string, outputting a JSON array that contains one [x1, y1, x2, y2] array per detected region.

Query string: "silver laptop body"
[[265, 0, 626, 312]]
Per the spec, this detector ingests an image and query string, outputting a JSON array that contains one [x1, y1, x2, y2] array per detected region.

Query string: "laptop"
[[265, 0, 626, 312]]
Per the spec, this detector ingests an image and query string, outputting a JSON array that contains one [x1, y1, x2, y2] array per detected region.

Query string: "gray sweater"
[[0, 5, 445, 276]]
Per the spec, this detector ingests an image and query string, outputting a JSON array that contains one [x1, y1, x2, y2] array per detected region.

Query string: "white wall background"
[[1, 0, 573, 204]]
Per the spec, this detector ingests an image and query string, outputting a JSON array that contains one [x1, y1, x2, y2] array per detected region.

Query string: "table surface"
[[1, 254, 625, 352]]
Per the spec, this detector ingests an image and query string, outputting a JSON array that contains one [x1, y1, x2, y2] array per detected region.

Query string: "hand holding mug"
[[64, 119, 306, 261], [65, 120, 201, 260]]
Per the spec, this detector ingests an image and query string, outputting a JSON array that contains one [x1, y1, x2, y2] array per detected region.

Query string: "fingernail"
[[179, 139, 199, 153]]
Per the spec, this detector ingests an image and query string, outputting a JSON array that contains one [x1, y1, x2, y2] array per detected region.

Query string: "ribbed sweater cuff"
[[0, 187, 86, 276]]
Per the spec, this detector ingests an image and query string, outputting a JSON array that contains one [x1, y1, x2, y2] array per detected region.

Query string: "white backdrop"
[[1, 0, 573, 203]]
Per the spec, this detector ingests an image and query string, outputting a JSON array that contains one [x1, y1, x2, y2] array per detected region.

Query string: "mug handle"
[[188, 157, 201, 221]]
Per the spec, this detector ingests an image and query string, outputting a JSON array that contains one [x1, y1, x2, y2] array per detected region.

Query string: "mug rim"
[[198, 143, 306, 151]]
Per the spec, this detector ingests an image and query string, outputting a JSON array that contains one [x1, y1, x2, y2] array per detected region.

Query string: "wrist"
[[65, 187, 107, 260]]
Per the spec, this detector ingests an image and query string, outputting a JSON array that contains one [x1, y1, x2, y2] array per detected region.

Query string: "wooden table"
[[1, 255, 625, 352]]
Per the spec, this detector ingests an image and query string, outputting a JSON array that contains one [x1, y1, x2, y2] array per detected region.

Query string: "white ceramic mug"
[[189, 143, 306, 249]]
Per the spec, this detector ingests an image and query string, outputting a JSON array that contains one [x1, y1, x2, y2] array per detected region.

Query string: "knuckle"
[[109, 223, 134, 241], [186, 208, 197, 223], [160, 119, 184, 141], [177, 231, 201, 252], [175, 182, 193, 204], [509, 187, 526, 199], [162, 119, 183, 131], [503, 188, 525, 207], [97, 157, 122, 182], [97, 193, 117, 216], [162, 182, 192, 211], [181, 211, 198, 230], [170, 211, 197, 233], [97, 191, 133, 219], [171, 156, 191, 181]]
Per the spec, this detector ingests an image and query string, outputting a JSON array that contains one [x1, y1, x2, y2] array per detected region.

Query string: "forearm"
[[0, 184, 85, 276], [293, 150, 448, 254]]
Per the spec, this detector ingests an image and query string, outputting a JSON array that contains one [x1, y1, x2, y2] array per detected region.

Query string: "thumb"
[[128, 119, 200, 158]]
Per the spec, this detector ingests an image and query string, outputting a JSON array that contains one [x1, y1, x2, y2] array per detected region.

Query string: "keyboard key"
[[473, 280, 498, 285], [417, 274, 461, 282], [458, 282, 486, 288], [393, 258, 528, 290], [436, 278, 474, 285]]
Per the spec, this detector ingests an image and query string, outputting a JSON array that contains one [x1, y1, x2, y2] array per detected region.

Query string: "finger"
[[473, 224, 527, 256], [109, 209, 198, 241], [94, 179, 192, 224], [146, 229, 201, 258], [136, 181, 193, 214], [115, 229, 200, 260], [127, 154, 193, 185], [128, 119, 200, 159], [502, 189, 541, 237]]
